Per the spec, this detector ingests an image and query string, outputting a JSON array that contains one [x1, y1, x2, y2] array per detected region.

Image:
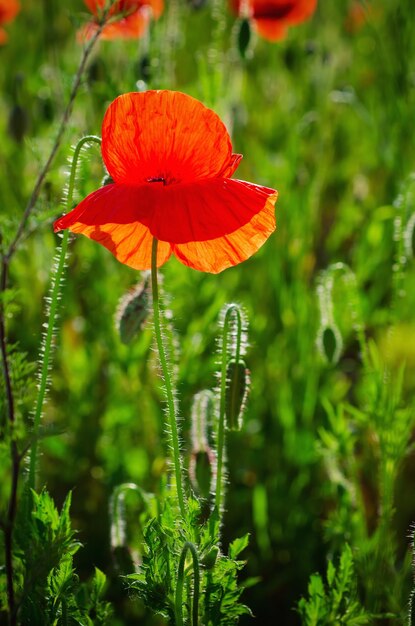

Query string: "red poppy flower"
[[54, 91, 277, 274], [232, 0, 317, 42], [81, 0, 163, 41], [344, 2, 377, 34], [0, 0, 20, 45]]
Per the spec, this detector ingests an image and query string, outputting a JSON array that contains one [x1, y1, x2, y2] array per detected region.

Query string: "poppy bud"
[[238, 18, 251, 59], [191, 389, 215, 452], [201, 545, 219, 569], [218, 303, 248, 362], [138, 54, 151, 81], [189, 390, 216, 498], [115, 273, 151, 344], [404, 213, 415, 259], [225, 358, 249, 431], [316, 324, 343, 365], [189, 447, 216, 500]]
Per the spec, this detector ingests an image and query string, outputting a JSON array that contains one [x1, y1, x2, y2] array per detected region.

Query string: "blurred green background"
[[2, 0, 415, 623]]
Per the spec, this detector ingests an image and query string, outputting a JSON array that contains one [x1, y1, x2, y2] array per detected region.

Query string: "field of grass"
[[1, 1, 415, 624]]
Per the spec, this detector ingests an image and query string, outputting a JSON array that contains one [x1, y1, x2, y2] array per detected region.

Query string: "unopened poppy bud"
[[115, 273, 150, 344], [189, 448, 216, 499], [316, 324, 343, 365], [201, 545, 219, 569], [404, 213, 415, 259], [189, 390, 216, 497], [138, 54, 151, 81], [191, 389, 215, 452], [238, 18, 251, 59], [225, 358, 249, 431]]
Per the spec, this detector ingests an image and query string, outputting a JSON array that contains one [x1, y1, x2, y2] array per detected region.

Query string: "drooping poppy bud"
[[201, 545, 219, 569], [225, 358, 250, 431], [218, 303, 249, 430], [238, 18, 251, 59], [189, 448, 216, 500], [115, 273, 151, 344], [189, 390, 217, 499], [138, 54, 152, 81], [190, 389, 215, 451], [316, 324, 343, 366]]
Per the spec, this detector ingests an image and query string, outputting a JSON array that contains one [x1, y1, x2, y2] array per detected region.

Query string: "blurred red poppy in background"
[[344, 2, 377, 34], [232, 0, 317, 42], [54, 91, 277, 274], [0, 0, 20, 44], [81, 0, 163, 41]]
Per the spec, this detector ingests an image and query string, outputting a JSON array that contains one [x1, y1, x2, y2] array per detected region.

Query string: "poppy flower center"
[[147, 177, 167, 185]]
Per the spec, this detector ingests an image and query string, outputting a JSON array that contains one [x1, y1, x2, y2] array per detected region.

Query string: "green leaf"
[[228, 533, 250, 559]]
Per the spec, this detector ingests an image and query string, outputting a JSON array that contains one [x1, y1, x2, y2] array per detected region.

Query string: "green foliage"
[[127, 495, 250, 625], [298, 545, 373, 625], [0, 489, 111, 625]]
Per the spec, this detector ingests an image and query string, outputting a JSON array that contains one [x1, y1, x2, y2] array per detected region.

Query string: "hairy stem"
[[175, 541, 200, 626], [215, 305, 242, 517], [110, 482, 150, 548], [151, 238, 186, 517], [28, 135, 101, 491]]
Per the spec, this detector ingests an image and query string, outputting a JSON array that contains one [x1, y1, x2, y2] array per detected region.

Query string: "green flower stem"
[[151, 238, 186, 518], [175, 541, 200, 626], [28, 135, 102, 491], [215, 305, 242, 517]]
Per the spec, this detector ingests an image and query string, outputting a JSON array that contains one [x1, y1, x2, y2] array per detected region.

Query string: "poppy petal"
[[0, 27, 7, 43], [54, 185, 171, 269], [99, 11, 149, 39], [0, 0, 20, 23], [172, 190, 277, 273], [55, 179, 276, 245], [84, 0, 103, 13], [254, 18, 287, 41], [219, 153, 243, 178], [81, 0, 163, 41], [79, 12, 149, 41], [145, 178, 277, 244], [101, 91, 236, 185]]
